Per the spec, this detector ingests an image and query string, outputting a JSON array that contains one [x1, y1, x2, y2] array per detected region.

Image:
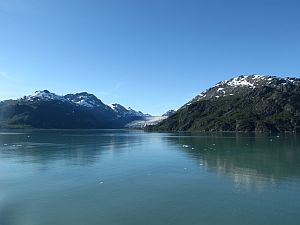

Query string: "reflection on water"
[[0, 130, 151, 166], [1, 130, 300, 189], [167, 133, 300, 190], [0, 130, 300, 225]]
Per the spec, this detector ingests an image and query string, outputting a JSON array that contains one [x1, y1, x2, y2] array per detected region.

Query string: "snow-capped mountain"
[[26, 90, 68, 103], [65, 92, 108, 108], [109, 103, 146, 118], [24, 90, 144, 116], [150, 74, 300, 132], [162, 110, 176, 117], [0, 90, 147, 129], [188, 75, 300, 104]]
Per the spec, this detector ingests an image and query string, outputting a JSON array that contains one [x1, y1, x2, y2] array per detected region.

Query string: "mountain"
[[148, 75, 300, 132], [0, 90, 147, 129], [162, 110, 176, 117], [109, 103, 146, 121], [65, 92, 109, 109]]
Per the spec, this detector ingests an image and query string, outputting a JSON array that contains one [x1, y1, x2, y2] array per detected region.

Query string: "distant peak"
[[26, 90, 66, 102], [66, 92, 96, 98], [29, 90, 58, 97], [65, 92, 104, 108], [109, 103, 146, 118], [33, 90, 51, 95], [75, 92, 93, 96], [162, 110, 176, 117]]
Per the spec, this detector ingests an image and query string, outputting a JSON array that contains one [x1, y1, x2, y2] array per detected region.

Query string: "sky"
[[0, 0, 299, 115]]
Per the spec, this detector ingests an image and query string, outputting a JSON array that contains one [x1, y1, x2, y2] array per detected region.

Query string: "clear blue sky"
[[0, 0, 299, 115]]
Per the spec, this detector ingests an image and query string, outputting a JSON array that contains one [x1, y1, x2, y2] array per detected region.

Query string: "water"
[[0, 130, 300, 225]]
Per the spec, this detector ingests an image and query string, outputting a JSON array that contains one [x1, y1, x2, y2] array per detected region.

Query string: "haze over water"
[[0, 130, 300, 225]]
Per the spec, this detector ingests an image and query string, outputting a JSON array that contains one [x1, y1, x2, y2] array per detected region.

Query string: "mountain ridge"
[[0, 90, 149, 129], [148, 74, 300, 133]]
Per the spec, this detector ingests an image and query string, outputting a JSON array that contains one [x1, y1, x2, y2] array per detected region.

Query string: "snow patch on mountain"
[[26, 90, 67, 102], [109, 104, 119, 111], [227, 76, 255, 87], [109, 103, 146, 118], [188, 74, 300, 104], [65, 92, 105, 108], [25, 91, 147, 119]]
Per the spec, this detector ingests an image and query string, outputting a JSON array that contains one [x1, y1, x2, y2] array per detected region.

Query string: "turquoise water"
[[0, 130, 300, 225]]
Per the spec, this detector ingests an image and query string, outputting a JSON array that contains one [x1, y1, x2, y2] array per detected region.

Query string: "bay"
[[0, 130, 300, 225]]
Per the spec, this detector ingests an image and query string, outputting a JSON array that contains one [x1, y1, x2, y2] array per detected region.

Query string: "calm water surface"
[[0, 130, 300, 225]]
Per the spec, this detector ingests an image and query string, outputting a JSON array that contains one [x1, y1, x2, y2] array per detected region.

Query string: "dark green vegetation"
[[149, 75, 300, 132], [0, 99, 115, 129], [0, 91, 144, 129]]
